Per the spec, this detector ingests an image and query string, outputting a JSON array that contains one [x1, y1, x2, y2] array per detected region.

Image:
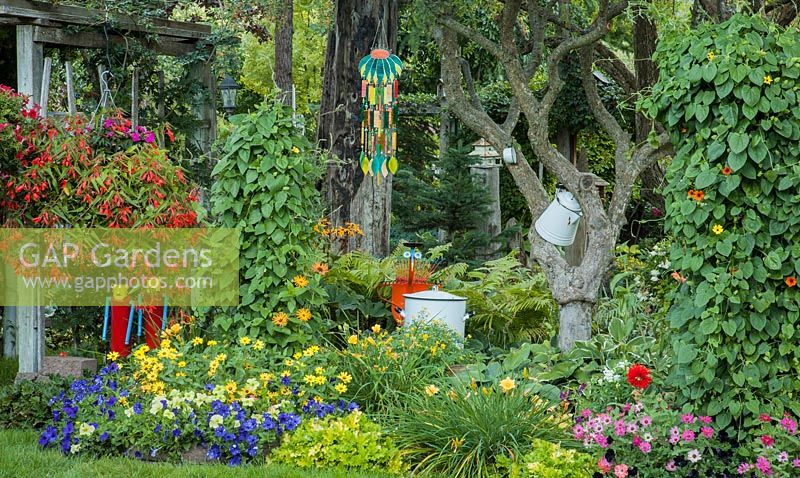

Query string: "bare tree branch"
[[594, 42, 637, 94], [459, 59, 483, 110]]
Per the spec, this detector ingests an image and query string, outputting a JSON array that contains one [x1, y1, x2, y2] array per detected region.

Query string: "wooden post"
[[188, 59, 217, 159], [65, 60, 77, 116], [16, 302, 43, 376], [131, 67, 139, 128], [470, 159, 502, 258], [16, 25, 43, 108], [39, 57, 52, 117]]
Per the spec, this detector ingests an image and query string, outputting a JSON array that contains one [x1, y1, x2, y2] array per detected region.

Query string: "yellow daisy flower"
[[335, 383, 347, 393], [191, 337, 203, 346], [712, 224, 724, 235], [292, 275, 309, 288], [106, 351, 120, 362], [425, 385, 440, 396], [499, 377, 516, 393], [238, 336, 252, 346]]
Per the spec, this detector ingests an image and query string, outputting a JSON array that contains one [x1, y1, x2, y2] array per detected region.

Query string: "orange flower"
[[786, 277, 797, 287], [692, 190, 705, 202], [272, 312, 289, 327], [311, 262, 329, 276], [296, 308, 312, 322], [722, 166, 732, 176], [671, 271, 687, 283], [687, 189, 695, 199]]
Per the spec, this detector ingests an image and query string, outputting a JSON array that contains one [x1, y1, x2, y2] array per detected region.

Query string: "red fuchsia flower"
[[761, 435, 775, 448], [626, 364, 653, 390]]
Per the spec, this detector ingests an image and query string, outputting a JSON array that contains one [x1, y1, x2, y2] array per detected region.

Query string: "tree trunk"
[[633, 5, 665, 212], [274, 0, 293, 106], [558, 301, 594, 350], [317, 0, 398, 257]]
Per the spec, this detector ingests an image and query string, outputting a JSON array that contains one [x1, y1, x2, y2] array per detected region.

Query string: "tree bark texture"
[[436, 0, 672, 350], [274, 0, 293, 106], [317, 0, 398, 257], [633, 5, 665, 212]]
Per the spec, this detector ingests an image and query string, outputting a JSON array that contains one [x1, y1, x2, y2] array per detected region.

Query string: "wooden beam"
[[33, 26, 199, 57], [0, 0, 211, 40], [16, 24, 42, 107]]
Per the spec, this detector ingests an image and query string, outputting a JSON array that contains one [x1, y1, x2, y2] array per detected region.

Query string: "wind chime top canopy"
[[358, 48, 403, 85]]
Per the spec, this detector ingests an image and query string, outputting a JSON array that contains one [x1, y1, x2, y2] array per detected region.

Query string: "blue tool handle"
[[125, 301, 135, 345], [102, 297, 110, 341], [137, 307, 143, 337], [161, 296, 168, 330]]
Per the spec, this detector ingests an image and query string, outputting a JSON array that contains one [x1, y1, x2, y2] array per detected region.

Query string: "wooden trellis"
[[0, 0, 217, 378]]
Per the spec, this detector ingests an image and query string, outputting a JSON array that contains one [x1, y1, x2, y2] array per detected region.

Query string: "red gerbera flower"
[[627, 364, 653, 390]]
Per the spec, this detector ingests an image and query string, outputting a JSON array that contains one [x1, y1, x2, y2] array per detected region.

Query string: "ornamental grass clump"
[[390, 379, 568, 478]]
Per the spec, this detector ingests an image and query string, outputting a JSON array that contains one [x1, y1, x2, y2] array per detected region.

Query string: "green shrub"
[[270, 411, 406, 474], [210, 99, 326, 347], [497, 439, 593, 478], [390, 379, 568, 478], [0, 376, 72, 429], [448, 254, 556, 348], [644, 13, 800, 438], [0, 357, 17, 387]]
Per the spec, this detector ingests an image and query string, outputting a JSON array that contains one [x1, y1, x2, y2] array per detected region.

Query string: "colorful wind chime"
[[358, 41, 403, 179]]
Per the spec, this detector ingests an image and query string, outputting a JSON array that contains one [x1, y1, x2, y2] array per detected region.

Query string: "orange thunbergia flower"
[[786, 277, 797, 287], [671, 271, 687, 283], [272, 312, 289, 327], [722, 166, 732, 176], [692, 190, 705, 202]]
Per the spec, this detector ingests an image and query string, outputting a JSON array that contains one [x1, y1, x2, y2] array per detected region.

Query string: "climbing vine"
[[644, 14, 800, 439]]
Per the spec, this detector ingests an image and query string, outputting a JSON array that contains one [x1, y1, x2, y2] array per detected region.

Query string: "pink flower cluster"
[[576, 404, 718, 475], [737, 413, 800, 476], [102, 116, 156, 144]]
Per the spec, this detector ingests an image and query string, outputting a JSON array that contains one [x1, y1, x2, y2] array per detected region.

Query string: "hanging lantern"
[[358, 47, 403, 179]]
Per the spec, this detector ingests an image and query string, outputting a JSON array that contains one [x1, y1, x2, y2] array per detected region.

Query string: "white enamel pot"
[[400, 289, 469, 337]]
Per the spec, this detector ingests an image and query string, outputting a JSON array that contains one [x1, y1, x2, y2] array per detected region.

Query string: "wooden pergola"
[[0, 0, 217, 378], [0, 0, 217, 155]]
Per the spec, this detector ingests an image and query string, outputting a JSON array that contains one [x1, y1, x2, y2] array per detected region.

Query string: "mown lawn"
[[0, 429, 399, 478]]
